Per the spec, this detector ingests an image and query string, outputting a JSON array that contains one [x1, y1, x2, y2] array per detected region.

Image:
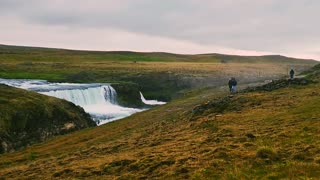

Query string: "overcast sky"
[[0, 0, 319, 59]]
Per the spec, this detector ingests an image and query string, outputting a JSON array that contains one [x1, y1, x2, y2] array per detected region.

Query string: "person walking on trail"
[[290, 69, 295, 79], [228, 78, 233, 92], [228, 77, 237, 93], [231, 77, 237, 93]]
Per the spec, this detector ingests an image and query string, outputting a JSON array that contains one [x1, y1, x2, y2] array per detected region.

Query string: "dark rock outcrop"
[[243, 78, 312, 92], [112, 82, 145, 108], [190, 95, 244, 120]]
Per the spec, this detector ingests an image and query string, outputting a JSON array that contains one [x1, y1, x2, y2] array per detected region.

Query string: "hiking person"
[[290, 69, 295, 79], [228, 77, 237, 93], [231, 77, 237, 93], [228, 78, 233, 92]]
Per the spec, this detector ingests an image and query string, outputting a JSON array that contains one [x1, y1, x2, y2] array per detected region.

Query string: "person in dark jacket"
[[228, 78, 233, 92], [290, 69, 295, 79], [228, 77, 237, 93], [231, 77, 237, 93]]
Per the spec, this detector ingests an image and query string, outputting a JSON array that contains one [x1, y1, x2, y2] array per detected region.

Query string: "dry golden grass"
[[1, 60, 313, 88], [2, 60, 311, 74], [1, 45, 319, 179], [1, 82, 320, 179]]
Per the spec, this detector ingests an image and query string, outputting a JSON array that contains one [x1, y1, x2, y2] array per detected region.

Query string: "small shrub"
[[52, 168, 73, 177], [256, 147, 279, 161], [19, 62, 33, 66], [0, 160, 12, 168], [176, 167, 189, 174], [292, 152, 313, 162], [27, 152, 39, 161]]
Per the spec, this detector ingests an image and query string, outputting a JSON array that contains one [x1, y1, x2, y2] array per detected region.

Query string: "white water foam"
[[140, 92, 166, 105]]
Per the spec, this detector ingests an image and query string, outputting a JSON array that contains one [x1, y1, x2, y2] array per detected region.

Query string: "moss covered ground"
[[1, 75, 320, 178], [0, 85, 96, 153]]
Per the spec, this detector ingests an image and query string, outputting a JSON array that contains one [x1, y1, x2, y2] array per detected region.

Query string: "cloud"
[[0, 0, 319, 59], [0, 16, 273, 55]]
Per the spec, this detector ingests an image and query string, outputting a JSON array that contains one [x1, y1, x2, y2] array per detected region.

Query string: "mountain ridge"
[[0, 44, 317, 63]]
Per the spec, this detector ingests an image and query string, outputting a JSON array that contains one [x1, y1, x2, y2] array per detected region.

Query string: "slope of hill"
[[1, 72, 320, 179], [0, 85, 96, 154], [0, 44, 317, 63]]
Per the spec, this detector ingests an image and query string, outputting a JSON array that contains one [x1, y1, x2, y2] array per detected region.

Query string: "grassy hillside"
[[0, 44, 317, 63], [0, 85, 96, 154], [0, 44, 317, 102], [1, 73, 320, 179]]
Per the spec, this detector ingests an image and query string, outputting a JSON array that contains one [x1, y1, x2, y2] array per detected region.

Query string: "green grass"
[[0, 72, 65, 81]]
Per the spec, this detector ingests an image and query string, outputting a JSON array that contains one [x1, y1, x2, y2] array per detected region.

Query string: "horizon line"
[[0, 43, 317, 61]]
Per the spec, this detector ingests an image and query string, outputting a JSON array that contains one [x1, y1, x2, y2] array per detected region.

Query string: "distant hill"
[[0, 84, 96, 154], [0, 44, 317, 64]]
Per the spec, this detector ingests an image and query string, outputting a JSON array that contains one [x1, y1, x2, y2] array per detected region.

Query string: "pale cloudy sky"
[[0, 0, 319, 59]]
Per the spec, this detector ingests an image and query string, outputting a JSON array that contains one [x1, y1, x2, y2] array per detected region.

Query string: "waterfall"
[[40, 85, 118, 106], [0, 79, 143, 125], [0, 79, 166, 125], [140, 92, 166, 105], [36, 84, 143, 125]]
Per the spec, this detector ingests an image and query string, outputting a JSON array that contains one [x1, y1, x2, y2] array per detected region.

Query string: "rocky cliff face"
[[0, 84, 96, 154], [112, 82, 145, 108]]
